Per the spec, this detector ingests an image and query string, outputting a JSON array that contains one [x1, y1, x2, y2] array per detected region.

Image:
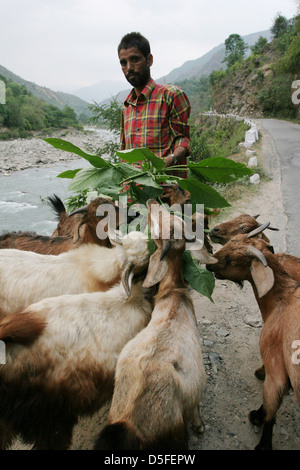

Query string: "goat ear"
[[250, 260, 274, 298], [189, 242, 218, 264], [142, 249, 168, 288], [72, 219, 86, 243]]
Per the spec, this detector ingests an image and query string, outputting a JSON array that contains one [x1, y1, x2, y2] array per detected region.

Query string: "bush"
[[258, 74, 297, 118]]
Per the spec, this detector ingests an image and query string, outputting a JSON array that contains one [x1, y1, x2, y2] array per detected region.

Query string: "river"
[[0, 128, 110, 235]]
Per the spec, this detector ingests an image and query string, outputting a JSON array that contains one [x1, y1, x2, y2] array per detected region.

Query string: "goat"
[[0, 265, 153, 450], [94, 200, 214, 450], [0, 230, 149, 315], [209, 213, 280, 245], [206, 227, 300, 450], [0, 196, 121, 254], [209, 215, 300, 358]]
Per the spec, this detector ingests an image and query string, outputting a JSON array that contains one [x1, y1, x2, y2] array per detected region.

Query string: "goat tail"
[[47, 194, 66, 218], [0, 310, 46, 344], [93, 422, 141, 451]]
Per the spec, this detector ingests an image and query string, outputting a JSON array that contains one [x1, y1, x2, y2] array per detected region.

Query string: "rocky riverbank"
[[0, 127, 111, 175]]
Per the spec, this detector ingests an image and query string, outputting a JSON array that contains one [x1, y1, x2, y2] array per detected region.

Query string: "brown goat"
[[209, 213, 279, 245], [93, 200, 213, 451], [206, 229, 300, 450], [0, 196, 120, 254]]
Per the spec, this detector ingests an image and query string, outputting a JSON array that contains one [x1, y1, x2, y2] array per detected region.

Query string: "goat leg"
[[249, 404, 274, 450], [191, 404, 205, 434], [0, 419, 14, 450]]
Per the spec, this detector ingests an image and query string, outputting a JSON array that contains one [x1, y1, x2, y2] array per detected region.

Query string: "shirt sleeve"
[[168, 88, 191, 155]]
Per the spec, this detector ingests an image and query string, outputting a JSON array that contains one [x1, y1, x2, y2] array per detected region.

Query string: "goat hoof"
[[254, 441, 272, 451], [192, 423, 205, 435], [254, 365, 265, 381], [249, 410, 264, 426]]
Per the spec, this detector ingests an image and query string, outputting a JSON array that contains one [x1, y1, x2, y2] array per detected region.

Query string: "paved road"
[[258, 119, 300, 256]]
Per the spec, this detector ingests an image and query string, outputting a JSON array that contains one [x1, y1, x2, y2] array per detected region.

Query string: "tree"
[[282, 15, 300, 74], [251, 36, 269, 55], [87, 97, 122, 162], [223, 34, 248, 68], [271, 14, 289, 38]]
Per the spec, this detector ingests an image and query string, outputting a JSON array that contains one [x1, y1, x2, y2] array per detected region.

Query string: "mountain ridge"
[[0, 28, 273, 112], [0, 64, 91, 118]]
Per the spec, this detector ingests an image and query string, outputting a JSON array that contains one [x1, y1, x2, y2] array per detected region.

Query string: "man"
[[118, 32, 191, 176]]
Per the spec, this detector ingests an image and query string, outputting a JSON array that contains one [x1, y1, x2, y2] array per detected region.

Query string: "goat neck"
[[250, 249, 299, 323], [154, 249, 186, 301]]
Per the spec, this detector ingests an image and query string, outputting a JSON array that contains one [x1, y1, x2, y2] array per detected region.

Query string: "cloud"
[[1, 0, 297, 91]]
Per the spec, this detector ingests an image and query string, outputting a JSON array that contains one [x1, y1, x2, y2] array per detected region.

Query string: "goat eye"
[[241, 227, 248, 233]]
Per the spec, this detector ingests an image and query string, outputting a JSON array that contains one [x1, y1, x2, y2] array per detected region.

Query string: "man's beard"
[[126, 67, 150, 88]]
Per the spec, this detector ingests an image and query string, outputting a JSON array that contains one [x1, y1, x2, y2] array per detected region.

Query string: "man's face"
[[119, 46, 153, 89]]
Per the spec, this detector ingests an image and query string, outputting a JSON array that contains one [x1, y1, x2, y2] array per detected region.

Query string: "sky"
[[1, 0, 299, 93]]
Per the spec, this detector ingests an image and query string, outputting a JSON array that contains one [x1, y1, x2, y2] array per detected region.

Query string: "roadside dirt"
[[9, 122, 300, 451]]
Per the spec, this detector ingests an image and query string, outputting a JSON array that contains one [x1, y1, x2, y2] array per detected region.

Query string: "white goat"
[[94, 200, 214, 450], [0, 267, 153, 449], [0, 230, 149, 315]]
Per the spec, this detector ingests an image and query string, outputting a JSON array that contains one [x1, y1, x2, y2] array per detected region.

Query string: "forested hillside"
[[0, 75, 83, 140], [177, 13, 300, 122]]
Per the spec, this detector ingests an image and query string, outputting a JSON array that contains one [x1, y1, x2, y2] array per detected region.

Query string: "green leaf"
[[116, 147, 165, 171], [57, 169, 81, 179], [115, 162, 142, 179], [182, 251, 215, 301], [44, 138, 111, 169], [68, 166, 123, 194], [179, 178, 230, 208], [188, 157, 253, 183], [130, 182, 163, 205], [133, 174, 163, 190]]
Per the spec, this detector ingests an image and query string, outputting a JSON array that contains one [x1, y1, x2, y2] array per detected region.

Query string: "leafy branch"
[[44, 138, 253, 301]]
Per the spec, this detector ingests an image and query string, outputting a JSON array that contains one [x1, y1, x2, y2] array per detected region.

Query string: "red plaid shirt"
[[120, 78, 191, 159]]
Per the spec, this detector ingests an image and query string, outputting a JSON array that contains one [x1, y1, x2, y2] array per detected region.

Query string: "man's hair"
[[118, 32, 151, 58]]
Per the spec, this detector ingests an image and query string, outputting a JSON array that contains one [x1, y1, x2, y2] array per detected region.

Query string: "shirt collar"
[[125, 78, 156, 106]]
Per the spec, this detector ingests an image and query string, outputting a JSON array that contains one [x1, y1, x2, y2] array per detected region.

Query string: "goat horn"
[[257, 221, 279, 232], [68, 205, 88, 217], [121, 262, 134, 297], [246, 246, 268, 267], [247, 222, 270, 238], [107, 226, 123, 245]]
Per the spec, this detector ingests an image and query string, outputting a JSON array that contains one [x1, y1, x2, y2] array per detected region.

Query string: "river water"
[[0, 128, 110, 236]]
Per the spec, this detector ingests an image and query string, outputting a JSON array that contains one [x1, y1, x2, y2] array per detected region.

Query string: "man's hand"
[[164, 147, 187, 168], [164, 154, 176, 168]]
